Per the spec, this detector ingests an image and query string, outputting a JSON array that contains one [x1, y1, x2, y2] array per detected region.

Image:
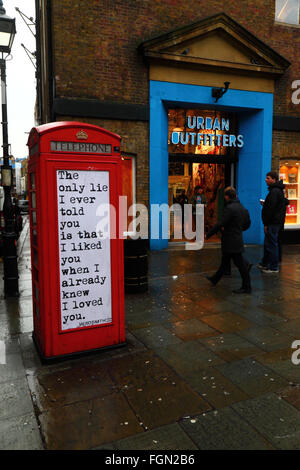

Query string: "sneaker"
[[261, 268, 279, 273], [232, 287, 252, 294], [257, 263, 267, 270]]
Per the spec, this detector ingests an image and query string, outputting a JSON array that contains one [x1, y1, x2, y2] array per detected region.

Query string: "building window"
[[275, 0, 300, 25], [279, 159, 300, 229]]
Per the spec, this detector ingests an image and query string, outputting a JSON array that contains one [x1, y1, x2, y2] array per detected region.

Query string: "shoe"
[[257, 263, 267, 270], [206, 275, 217, 286], [232, 287, 251, 294], [261, 268, 279, 273]]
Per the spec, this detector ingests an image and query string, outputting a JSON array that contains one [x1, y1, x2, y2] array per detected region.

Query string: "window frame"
[[275, 0, 300, 26]]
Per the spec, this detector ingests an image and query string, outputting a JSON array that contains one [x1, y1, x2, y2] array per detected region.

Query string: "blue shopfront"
[[140, 13, 290, 250], [149, 81, 273, 249]]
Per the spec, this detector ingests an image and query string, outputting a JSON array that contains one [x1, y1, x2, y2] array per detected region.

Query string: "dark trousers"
[[278, 225, 284, 263], [211, 252, 251, 290], [262, 224, 281, 270]]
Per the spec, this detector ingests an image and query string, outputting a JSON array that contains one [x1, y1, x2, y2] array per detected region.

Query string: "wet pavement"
[[1, 218, 300, 450]]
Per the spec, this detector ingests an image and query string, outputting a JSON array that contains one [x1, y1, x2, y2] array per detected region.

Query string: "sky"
[[3, 0, 36, 159]]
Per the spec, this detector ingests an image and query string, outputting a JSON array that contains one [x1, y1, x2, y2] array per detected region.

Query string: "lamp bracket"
[[211, 82, 230, 103], [15, 7, 35, 37]]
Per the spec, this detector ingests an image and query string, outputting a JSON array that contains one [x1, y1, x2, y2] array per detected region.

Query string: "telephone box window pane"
[[35, 285, 39, 302], [34, 302, 40, 321], [275, 0, 300, 24], [30, 173, 36, 189], [32, 211, 37, 225], [33, 249, 38, 266], [31, 192, 36, 209], [33, 229, 38, 247], [33, 266, 39, 282]]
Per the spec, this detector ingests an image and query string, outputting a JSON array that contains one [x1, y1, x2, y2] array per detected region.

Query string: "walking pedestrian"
[[258, 171, 287, 273], [205, 186, 252, 294]]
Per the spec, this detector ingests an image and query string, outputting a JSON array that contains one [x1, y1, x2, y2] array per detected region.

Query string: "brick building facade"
[[35, 0, 300, 248]]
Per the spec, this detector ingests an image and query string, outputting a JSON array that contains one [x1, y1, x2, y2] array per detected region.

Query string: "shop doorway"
[[167, 108, 236, 244], [168, 159, 233, 242]]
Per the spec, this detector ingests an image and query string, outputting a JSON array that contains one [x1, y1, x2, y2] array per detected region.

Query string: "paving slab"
[[0, 412, 43, 450], [107, 350, 179, 389], [272, 317, 300, 335], [38, 392, 144, 450], [199, 332, 264, 361], [237, 325, 294, 352], [107, 423, 198, 450], [123, 376, 211, 431], [200, 312, 254, 334], [277, 386, 300, 410], [0, 314, 33, 340], [180, 407, 273, 450], [216, 358, 289, 397], [260, 301, 300, 321], [168, 318, 218, 340], [232, 393, 300, 450], [231, 305, 286, 327], [28, 361, 117, 409], [0, 377, 34, 420], [255, 359, 300, 385], [0, 353, 27, 385], [155, 340, 225, 376], [129, 325, 183, 351], [178, 367, 250, 409]]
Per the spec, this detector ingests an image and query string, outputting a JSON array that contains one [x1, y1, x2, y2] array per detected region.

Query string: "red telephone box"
[[27, 122, 125, 361]]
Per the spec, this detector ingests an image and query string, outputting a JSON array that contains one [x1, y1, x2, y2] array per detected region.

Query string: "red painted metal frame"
[[27, 122, 125, 360]]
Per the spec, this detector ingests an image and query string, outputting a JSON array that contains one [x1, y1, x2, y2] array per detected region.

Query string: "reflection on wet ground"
[[1, 221, 300, 449]]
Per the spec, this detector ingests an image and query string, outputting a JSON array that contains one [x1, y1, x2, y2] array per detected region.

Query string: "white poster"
[[56, 169, 112, 331]]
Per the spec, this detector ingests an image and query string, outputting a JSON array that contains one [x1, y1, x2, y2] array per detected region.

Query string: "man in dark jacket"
[[205, 187, 251, 294], [258, 171, 287, 273]]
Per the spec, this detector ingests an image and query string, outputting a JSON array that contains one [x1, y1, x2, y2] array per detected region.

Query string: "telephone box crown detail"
[[76, 130, 88, 140]]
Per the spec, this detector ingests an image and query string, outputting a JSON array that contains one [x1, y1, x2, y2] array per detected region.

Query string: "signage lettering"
[[170, 114, 244, 150], [56, 169, 112, 331], [51, 141, 112, 153]]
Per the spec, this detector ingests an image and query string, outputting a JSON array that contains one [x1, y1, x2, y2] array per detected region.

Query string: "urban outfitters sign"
[[56, 169, 112, 331], [170, 115, 244, 149]]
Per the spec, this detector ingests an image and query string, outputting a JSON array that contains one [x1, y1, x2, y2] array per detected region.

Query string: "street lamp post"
[[0, 0, 18, 297]]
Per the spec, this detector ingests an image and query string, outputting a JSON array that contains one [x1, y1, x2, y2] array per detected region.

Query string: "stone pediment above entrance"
[[139, 13, 290, 78]]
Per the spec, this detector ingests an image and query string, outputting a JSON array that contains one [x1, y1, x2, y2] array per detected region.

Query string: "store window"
[[279, 160, 300, 228], [275, 0, 300, 25]]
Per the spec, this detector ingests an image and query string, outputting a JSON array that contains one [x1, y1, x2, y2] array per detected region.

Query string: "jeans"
[[210, 253, 251, 290], [262, 224, 281, 270]]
